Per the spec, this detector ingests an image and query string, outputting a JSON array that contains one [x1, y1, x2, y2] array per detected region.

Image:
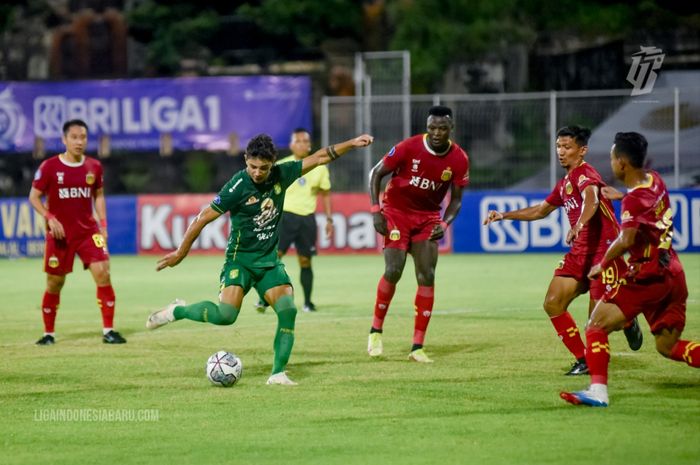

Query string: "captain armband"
[[327, 145, 339, 160]]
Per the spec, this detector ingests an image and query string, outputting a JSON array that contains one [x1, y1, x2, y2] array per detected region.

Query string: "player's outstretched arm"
[[483, 201, 556, 225], [29, 187, 66, 240], [156, 206, 221, 271], [601, 186, 624, 201], [301, 134, 373, 175]]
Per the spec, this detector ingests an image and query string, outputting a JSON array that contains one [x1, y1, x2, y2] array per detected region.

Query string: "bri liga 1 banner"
[[0, 76, 311, 153]]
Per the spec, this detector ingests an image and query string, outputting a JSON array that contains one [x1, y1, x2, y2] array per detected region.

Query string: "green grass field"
[[1, 253, 699, 465]]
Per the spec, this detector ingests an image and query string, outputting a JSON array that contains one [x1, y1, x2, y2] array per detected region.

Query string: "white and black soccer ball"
[[206, 350, 243, 387]]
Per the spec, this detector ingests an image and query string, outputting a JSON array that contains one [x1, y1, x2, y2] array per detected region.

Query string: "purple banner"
[[0, 76, 311, 153]]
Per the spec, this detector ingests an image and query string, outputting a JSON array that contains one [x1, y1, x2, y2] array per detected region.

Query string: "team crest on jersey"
[[565, 181, 573, 195], [48, 255, 59, 268], [56, 172, 65, 184], [86, 172, 95, 185], [274, 183, 282, 194], [229, 269, 239, 279], [412, 159, 420, 172], [441, 167, 453, 181], [254, 197, 278, 227], [389, 229, 401, 241], [245, 196, 259, 205], [577, 174, 588, 186]]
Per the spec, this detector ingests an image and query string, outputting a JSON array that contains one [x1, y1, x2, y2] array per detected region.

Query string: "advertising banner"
[[0, 196, 137, 257], [137, 192, 452, 255], [0, 76, 311, 153], [454, 190, 700, 253]]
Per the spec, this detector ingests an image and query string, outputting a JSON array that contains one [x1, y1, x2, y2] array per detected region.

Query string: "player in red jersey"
[[484, 126, 641, 375], [561, 132, 699, 407], [367, 106, 469, 363], [28, 119, 126, 345]]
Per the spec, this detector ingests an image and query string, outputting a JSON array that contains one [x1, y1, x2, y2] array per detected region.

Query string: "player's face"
[[289, 131, 311, 158], [610, 144, 624, 181], [62, 125, 88, 158], [556, 136, 586, 170], [426, 116, 452, 152], [246, 156, 274, 184]]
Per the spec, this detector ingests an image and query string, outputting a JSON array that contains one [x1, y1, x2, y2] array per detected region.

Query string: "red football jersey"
[[545, 162, 619, 255], [381, 134, 469, 212], [32, 154, 103, 238], [620, 170, 682, 279]]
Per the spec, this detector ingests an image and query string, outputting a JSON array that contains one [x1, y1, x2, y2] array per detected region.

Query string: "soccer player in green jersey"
[[147, 133, 373, 385]]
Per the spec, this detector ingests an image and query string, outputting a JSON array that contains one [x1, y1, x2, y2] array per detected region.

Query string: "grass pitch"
[[1, 253, 699, 465]]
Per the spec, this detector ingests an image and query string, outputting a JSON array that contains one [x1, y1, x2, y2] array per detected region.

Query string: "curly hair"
[[245, 134, 278, 162]]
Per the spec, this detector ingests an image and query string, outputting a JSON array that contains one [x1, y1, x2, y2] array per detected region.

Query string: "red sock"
[[413, 285, 434, 346], [585, 326, 610, 385], [550, 312, 586, 360], [372, 276, 396, 331], [97, 285, 116, 329], [670, 340, 700, 367], [41, 291, 60, 333]]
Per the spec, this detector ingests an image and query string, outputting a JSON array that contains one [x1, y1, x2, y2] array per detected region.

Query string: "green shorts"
[[219, 259, 292, 296]]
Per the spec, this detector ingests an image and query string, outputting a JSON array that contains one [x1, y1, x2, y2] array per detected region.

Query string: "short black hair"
[[428, 105, 453, 119], [293, 127, 309, 134], [613, 131, 648, 168], [556, 125, 591, 146], [245, 134, 277, 162], [62, 119, 88, 135]]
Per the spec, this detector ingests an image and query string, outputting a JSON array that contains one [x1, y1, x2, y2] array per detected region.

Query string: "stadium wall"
[[1, 190, 698, 258]]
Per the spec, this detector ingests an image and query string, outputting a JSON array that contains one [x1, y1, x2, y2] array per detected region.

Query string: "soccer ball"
[[206, 351, 243, 387]]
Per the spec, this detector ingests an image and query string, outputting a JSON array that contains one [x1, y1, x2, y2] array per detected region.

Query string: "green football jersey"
[[210, 160, 303, 267]]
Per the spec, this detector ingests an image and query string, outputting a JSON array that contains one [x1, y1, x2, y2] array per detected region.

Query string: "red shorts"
[[44, 230, 109, 275], [603, 270, 688, 334], [381, 207, 440, 250], [554, 252, 626, 300]]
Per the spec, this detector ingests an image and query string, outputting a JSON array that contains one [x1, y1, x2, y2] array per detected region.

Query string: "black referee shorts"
[[278, 212, 318, 257]]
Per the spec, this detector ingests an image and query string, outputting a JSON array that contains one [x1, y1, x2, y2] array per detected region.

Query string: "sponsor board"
[[454, 190, 700, 253], [0, 76, 311, 153]]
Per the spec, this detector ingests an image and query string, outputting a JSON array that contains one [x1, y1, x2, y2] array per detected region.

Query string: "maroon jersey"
[[32, 154, 103, 238], [381, 134, 469, 212], [546, 162, 619, 255], [620, 170, 682, 280]]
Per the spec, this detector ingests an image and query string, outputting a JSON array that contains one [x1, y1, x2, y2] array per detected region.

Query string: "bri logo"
[[0, 88, 26, 150]]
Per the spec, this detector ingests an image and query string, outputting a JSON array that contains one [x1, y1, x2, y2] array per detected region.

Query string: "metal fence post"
[[674, 87, 680, 189], [549, 90, 557, 190]]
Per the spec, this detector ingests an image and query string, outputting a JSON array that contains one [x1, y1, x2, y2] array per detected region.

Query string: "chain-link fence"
[[322, 87, 700, 192]]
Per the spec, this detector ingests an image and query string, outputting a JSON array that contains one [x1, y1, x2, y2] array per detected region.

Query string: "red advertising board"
[[137, 193, 452, 255]]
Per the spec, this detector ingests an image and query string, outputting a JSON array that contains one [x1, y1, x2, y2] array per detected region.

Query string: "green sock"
[[173, 301, 239, 326], [271, 295, 297, 374]]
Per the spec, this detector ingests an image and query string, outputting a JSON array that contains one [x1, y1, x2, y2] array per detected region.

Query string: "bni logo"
[[626, 46, 665, 96]]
